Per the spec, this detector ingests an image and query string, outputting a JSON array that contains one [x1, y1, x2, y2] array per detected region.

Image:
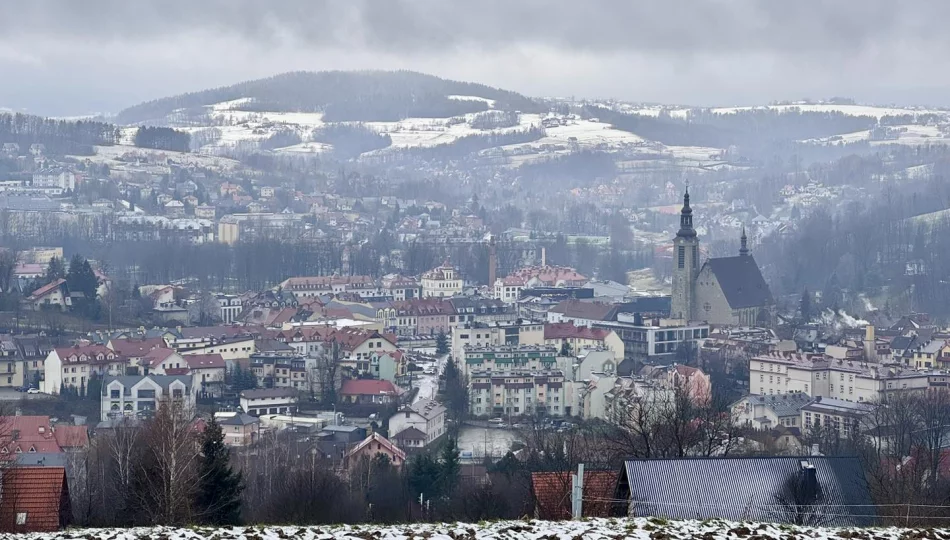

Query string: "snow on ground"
[[802, 124, 950, 146], [712, 103, 948, 119], [458, 425, 518, 458], [20, 518, 950, 540], [70, 144, 242, 170], [273, 141, 334, 154], [447, 94, 497, 107], [411, 355, 445, 405]]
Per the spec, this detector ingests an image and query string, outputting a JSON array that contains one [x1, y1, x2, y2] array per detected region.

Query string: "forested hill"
[[0, 113, 118, 156], [115, 70, 544, 125]]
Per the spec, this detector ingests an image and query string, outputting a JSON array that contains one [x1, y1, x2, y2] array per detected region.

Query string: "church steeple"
[[739, 226, 749, 256], [677, 186, 696, 238]]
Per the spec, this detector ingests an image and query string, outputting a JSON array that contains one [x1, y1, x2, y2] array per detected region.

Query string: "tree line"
[[0, 112, 117, 156]]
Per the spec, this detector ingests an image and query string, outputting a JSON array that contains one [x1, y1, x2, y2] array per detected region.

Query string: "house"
[[381, 274, 421, 301], [217, 413, 260, 446], [164, 200, 185, 216], [0, 467, 70, 532], [618, 456, 875, 525], [388, 398, 447, 450], [639, 363, 712, 406], [732, 392, 814, 431], [340, 379, 399, 405], [0, 416, 65, 455], [26, 279, 68, 311], [544, 322, 624, 359], [43, 345, 125, 394], [101, 375, 194, 421], [382, 299, 455, 336], [469, 369, 566, 417], [240, 388, 298, 416], [345, 432, 406, 470], [274, 326, 397, 373], [547, 300, 618, 327], [421, 260, 463, 298], [670, 190, 773, 325], [194, 204, 216, 219], [531, 470, 620, 519], [144, 349, 226, 396], [370, 350, 405, 382], [107, 337, 169, 371]]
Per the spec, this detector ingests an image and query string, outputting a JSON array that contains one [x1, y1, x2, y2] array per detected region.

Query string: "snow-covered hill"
[[11, 518, 947, 540]]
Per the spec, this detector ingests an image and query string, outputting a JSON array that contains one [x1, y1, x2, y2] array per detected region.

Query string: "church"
[[670, 188, 773, 326]]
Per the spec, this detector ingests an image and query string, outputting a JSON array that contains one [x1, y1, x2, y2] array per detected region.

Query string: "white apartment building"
[[101, 375, 194, 421], [388, 398, 447, 449], [469, 369, 566, 417], [239, 388, 298, 416], [450, 321, 545, 365], [421, 261, 463, 298]]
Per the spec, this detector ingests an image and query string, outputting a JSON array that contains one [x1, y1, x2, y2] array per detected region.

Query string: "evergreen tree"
[[435, 331, 449, 355], [87, 371, 102, 402], [800, 287, 812, 322], [44, 257, 66, 285], [437, 437, 461, 496], [407, 453, 441, 499], [66, 254, 99, 300], [195, 416, 243, 525]]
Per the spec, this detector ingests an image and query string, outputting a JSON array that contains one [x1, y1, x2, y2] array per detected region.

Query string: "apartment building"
[[461, 345, 558, 378], [450, 321, 545, 364], [469, 369, 566, 417], [101, 375, 194, 421]]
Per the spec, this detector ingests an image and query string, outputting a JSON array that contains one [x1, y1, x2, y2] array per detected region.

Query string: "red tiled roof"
[[390, 298, 455, 316], [531, 470, 619, 520], [52, 426, 88, 449], [0, 467, 69, 532], [141, 347, 176, 367], [549, 300, 618, 321], [341, 379, 398, 396], [184, 353, 225, 369], [347, 432, 406, 463], [544, 322, 611, 341], [108, 337, 168, 358], [28, 278, 66, 300], [54, 344, 117, 364], [276, 327, 395, 352]]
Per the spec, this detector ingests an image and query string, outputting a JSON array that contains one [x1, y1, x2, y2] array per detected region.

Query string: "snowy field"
[[69, 144, 242, 170], [711, 103, 948, 119], [801, 124, 950, 146], [457, 425, 518, 458], [13, 518, 950, 540]]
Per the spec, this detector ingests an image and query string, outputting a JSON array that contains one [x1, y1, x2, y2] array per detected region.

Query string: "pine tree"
[[44, 257, 65, 285], [800, 288, 812, 322], [435, 331, 449, 355], [195, 416, 243, 525], [437, 437, 461, 496]]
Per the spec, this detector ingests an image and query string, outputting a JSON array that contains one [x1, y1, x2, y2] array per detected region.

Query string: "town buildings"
[[421, 261, 463, 298], [469, 369, 566, 417], [388, 398, 447, 450], [239, 388, 298, 416], [100, 375, 195, 421]]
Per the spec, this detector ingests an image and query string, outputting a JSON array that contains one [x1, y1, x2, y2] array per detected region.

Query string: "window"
[[677, 246, 685, 269], [110, 389, 120, 399], [15, 512, 26, 525]]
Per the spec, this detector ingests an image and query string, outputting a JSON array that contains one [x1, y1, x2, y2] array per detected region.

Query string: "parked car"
[[26, 388, 40, 394], [488, 417, 504, 426]]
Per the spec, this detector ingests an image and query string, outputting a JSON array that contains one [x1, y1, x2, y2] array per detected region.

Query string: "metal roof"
[[621, 456, 874, 526]]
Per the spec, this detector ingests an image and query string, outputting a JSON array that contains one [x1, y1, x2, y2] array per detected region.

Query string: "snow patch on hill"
[[448, 94, 497, 107], [12, 518, 947, 540]]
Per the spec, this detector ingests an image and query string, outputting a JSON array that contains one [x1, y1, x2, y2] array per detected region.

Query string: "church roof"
[[705, 255, 772, 309]]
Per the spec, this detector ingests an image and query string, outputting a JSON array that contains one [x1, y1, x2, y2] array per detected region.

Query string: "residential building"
[[421, 261, 463, 298], [370, 350, 406, 382], [381, 274, 421, 301], [345, 433, 406, 470], [340, 379, 399, 405], [43, 345, 126, 394], [239, 388, 298, 416], [274, 326, 397, 374], [178, 336, 256, 362], [31, 169, 76, 193], [670, 190, 773, 325], [388, 398, 447, 450], [217, 413, 261, 446], [470, 369, 566, 417], [278, 275, 379, 299], [450, 321, 545, 365], [731, 392, 813, 430], [801, 396, 871, 437], [0, 336, 23, 388], [448, 297, 513, 326], [107, 337, 169, 371], [639, 363, 712, 406], [461, 345, 558, 378], [26, 279, 68, 311], [380, 299, 455, 336], [216, 294, 244, 324], [593, 315, 709, 362], [544, 322, 624, 359], [497, 266, 588, 297], [101, 375, 194, 421], [547, 300, 618, 327]]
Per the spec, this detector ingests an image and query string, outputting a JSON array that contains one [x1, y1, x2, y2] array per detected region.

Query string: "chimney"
[[541, 246, 547, 267], [633, 312, 643, 326], [865, 324, 875, 342], [488, 236, 497, 289], [799, 460, 819, 502]]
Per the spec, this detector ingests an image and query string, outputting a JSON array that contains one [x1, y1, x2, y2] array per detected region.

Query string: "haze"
[[1, 0, 949, 115]]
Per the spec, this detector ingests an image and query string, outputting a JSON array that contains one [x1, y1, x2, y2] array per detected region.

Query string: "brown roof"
[[282, 275, 374, 289], [276, 327, 395, 352], [0, 416, 62, 455], [544, 322, 612, 341], [108, 337, 168, 358], [184, 353, 226, 369], [54, 344, 117, 364], [52, 425, 88, 449], [391, 298, 455, 316], [28, 278, 66, 300], [341, 379, 398, 396], [0, 467, 69, 532], [531, 470, 619, 520]]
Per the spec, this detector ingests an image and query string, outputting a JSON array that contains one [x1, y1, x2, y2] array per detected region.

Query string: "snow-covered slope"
[[12, 518, 948, 540]]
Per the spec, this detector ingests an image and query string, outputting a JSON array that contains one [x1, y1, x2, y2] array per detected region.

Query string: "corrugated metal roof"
[[621, 456, 874, 526]]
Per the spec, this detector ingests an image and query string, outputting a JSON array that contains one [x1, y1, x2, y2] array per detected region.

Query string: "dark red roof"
[[531, 470, 619, 520], [28, 278, 66, 300], [0, 467, 69, 532], [340, 379, 398, 396], [108, 337, 168, 358], [52, 426, 88, 449], [544, 322, 611, 341]]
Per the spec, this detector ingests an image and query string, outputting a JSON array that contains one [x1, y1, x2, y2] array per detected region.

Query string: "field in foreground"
[[7, 518, 950, 540]]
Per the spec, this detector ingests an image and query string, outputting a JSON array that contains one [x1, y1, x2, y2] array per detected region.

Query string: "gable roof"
[[341, 379, 398, 396], [347, 432, 406, 462], [532, 470, 619, 519], [550, 300, 618, 321], [738, 392, 814, 418], [52, 426, 88, 449], [391, 426, 427, 441], [0, 466, 69, 532], [108, 337, 168, 358], [141, 347, 176, 367], [28, 278, 66, 300], [406, 398, 446, 420], [183, 353, 226, 369], [621, 456, 874, 526], [704, 255, 773, 309], [218, 413, 259, 426]]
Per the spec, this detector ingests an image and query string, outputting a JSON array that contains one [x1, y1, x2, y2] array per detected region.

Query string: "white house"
[[239, 388, 298, 416], [421, 261, 463, 298], [101, 375, 194, 421], [44, 345, 126, 394], [216, 294, 243, 324], [388, 398, 447, 450]]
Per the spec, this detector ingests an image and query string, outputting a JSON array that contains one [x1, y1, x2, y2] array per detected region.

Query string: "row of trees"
[[133, 126, 191, 153]]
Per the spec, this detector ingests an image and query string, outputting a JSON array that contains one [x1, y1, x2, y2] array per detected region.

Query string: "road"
[[0, 389, 52, 401], [411, 353, 447, 404]]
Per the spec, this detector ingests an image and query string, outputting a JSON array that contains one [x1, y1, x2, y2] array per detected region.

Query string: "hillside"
[[115, 70, 543, 125], [13, 518, 946, 540]]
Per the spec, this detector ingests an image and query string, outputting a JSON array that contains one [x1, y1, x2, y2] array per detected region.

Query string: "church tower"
[[739, 226, 749, 256], [671, 187, 700, 320]]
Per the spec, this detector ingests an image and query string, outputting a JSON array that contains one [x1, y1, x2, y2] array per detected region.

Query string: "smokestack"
[[488, 236, 497, 291], [541, 246, 547, 267]]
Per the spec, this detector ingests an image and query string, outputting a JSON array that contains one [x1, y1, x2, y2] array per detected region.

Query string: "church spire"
[[739, 226, 749, 256], [676, 185, 696, 238]]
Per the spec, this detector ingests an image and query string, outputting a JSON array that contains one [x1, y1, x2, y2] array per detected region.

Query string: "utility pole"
[[571, 462, 585, 519]]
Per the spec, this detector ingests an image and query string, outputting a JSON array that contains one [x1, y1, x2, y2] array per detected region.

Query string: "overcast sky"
[[1, 0, 949, 116]]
